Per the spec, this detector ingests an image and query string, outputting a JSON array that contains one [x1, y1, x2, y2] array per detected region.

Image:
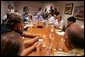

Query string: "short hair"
[[6, 13, 23, 27], [66, 24, 84, 48], [1, 31, 23, 56], [54, 12, 59, 16], [23, 6, 29, 12], [15, 10, 18, 12], [57, 15, 61, 19], [49, 13, 54, 16], [67, 16, 76, 22], [39, 7, 42, 11], [8, 4, 11, 9]]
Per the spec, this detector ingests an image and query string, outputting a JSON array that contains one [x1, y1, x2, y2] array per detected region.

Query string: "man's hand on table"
[[23, 34, 43, 48], [23, 31, 37, 38], [33, 41, 42, 56]]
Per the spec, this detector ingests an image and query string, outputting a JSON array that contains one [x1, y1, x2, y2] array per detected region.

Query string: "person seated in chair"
[[1, 13, 41, 48], [67, 16, 76, 28], [64, 23, 84, 56], [1, 32, 42, 56]]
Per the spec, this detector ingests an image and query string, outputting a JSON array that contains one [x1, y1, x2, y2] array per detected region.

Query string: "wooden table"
[[24, 25, 71, 56]]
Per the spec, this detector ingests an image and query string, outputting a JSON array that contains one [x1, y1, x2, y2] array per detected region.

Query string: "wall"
[[14, 1, 44, 15], [54, 1, 84, 26], [14, 1, 56, 15], [1, 1, 8, 23], [1, 1, 15, 24], [1, 1, 84, 26]]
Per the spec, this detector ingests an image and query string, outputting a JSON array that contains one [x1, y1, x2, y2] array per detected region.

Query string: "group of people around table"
[[1, 5, 84, 56]]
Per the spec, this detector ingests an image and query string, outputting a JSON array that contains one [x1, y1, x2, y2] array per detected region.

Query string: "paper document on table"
[[56, 31, 65, 35], [41, 20, 47, 22], [55, 30, 62, 32], [53, 51, 76, 56], [38, 38, 43, 42], [24, 24, 33, 28]]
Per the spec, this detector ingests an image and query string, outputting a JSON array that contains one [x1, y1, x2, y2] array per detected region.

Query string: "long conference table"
[[23, 24, 71, 56]]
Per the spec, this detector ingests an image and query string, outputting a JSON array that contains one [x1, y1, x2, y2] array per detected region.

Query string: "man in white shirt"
[[54, 15, 64, 30], [6, 5, 14, 14], [48, 13, 55, 25]]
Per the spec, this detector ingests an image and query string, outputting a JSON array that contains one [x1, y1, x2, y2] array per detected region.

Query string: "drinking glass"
[[42, 35, 47, 48], [58, 37, 65, 52], [49, 33, 55, 55]]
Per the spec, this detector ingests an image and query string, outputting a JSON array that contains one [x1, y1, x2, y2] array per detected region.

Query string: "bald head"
[[65, 23, 84, 48], [67, 23, 84, 36]]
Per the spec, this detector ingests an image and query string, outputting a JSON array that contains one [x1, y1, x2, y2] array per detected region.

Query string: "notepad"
[[56, 31, 65, 35]]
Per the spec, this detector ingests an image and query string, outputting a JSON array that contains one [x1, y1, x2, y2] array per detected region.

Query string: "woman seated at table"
[[1, 13, 35, 36], [1, 31, 42, 56], [1, 13, 42, 47]]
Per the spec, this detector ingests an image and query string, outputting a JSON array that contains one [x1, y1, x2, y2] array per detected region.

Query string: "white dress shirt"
[[54, 19, 64, 30], [48, 16, 55, 25]]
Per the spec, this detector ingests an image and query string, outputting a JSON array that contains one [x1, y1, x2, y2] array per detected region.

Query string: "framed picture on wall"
[[73, 6, 84, 20], [64, 3, 74, 15]]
